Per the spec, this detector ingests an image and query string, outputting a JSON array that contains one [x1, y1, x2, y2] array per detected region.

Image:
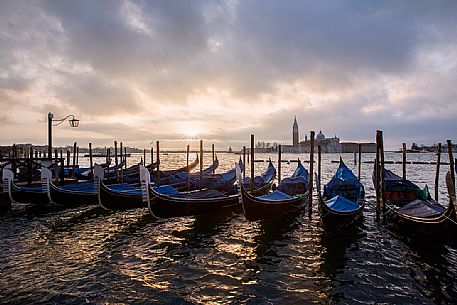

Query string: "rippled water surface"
[[1, 152, 456, 304]]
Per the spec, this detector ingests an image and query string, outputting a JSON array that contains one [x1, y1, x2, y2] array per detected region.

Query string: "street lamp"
[[47, 112, 79, 157]]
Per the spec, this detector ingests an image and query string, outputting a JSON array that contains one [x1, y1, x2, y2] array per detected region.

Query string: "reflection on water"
[[0, 152, 456, 304]]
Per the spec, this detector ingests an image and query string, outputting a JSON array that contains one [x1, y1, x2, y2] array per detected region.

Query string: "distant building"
[[293, 116, 299, 147], [281, 118, 376, 153]]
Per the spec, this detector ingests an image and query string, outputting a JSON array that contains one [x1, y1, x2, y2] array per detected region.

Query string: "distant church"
[[283, 117, 341, 153], [283, 117, 376, 153]]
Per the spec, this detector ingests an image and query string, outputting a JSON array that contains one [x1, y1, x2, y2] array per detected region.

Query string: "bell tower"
[[293, 116, 299, 146]]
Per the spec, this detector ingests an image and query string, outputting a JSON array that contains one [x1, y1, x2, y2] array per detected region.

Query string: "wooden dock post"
[[447, 140, 455, 195], [72, 142, 77, 176], [250, 134, 254, 193], [200, 140, 204, 190], [89, 143, 93, 180], [114, 141, 119, 182], [76, 146, 79, 166], [143, 148, 146, 165], [66, 150, 70, 168], [435, 143, 441, 201], [278, 144, 282, 183], [402, 143, 407, 180], [375, 130, 381, 222], [379, 131, 386, 220], [27, 147, 33, 185], [156, 141, 160, 186], [354, 151, 357, 165], [318, 145, 322, 192], [54, 150, 59, 184], [309, 131, 315, 217], [124, 146, 127, 169], [212, 144, 215, 175], [151, 146, 154, 167], [358, 144, 362, 180], [120, 142, 124, 182], [186, 144, 190, 190], [243, 146, 246, 178]]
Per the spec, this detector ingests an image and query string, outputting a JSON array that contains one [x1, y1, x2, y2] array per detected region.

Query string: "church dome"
[[316, 130, 325, 140]]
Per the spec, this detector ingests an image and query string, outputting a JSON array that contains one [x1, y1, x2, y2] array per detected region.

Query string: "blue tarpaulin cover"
[[155, 185, 181, 195], [61, 182, 96, 193], [324, 161, 364, 201], [108, 183, 142, 195], [278, 161, 309, 195], [243, 162, 276, 188], [325, 195, 360, 212], [291, 161, 309, 180], [257, 190, 293, 201], [398, 199, 446, 217]]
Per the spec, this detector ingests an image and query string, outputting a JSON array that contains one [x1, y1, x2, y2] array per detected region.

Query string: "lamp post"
[[47, 112, 79, 157]]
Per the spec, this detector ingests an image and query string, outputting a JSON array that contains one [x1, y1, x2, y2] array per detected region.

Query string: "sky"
[[1, 0, 456, 150]]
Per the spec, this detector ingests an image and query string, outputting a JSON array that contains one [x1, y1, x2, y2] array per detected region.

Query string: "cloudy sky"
[[1, 0, 456, 150]]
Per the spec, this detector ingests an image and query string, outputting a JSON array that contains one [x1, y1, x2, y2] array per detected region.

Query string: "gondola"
[[148, 161, 278, 219], [95, 164, 144, 210], [240, 161, 307, 221], [97, 157, 214, 211], [372, 166, 425, 207], [2, 167, 50, 204], [242, 160, 277, 196], [317, 158, 365, 229], [374, 167, 457, 233], [43, 167, 101, 207]]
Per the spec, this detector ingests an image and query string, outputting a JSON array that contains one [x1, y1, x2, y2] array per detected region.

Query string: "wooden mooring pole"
[[435, 143, 441, 201], [212, 144, 215, 175], [278, 144, 282, 183], [375, 131, 381, 222], [114, 141, 119, 182], [200, 140, 203, 190], [243, 146, 246, 178], [379, 132, 386, 220], [186, 144, 190, 190], [89, 143, 93, 180], [156, 141, 160, 186], [447, 140, 455, 195], [358, 144, 362, 180], [72, 142, 77, 175], [308, 131, 315, 217], [250, 134, 254, 193], [402, 143, 407, 180], [318, 145, 322, 193]]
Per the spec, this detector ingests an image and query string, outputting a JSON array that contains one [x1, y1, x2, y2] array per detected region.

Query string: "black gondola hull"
[[149, 189, 241, 218], [240, 185, 307, 221], [318, 197, 365, 230], [98, 182, 145, 210], [49, 183, 98, 207]]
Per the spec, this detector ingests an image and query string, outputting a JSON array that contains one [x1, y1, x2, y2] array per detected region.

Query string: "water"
[[1, 152, 456, 304]]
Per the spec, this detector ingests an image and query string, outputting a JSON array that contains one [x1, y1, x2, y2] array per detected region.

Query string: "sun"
[[178, 121, 205, 139]]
